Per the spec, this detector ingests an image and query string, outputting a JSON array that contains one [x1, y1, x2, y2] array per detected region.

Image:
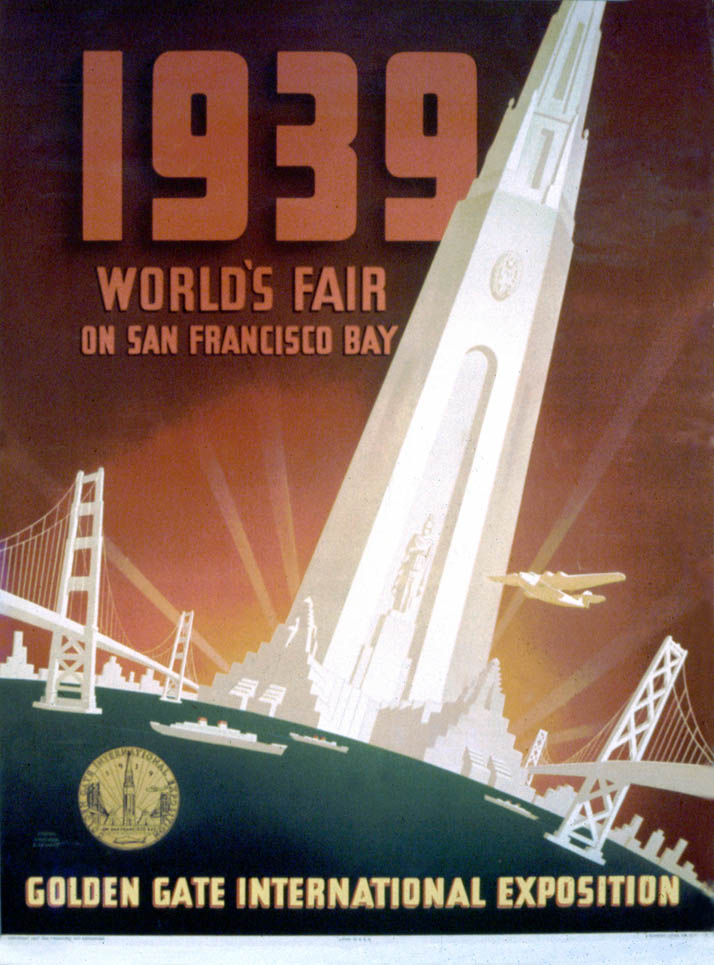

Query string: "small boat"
[[289, 731, 348, 753], [483, 794, 537, 821], [150, 718, 287, 755]]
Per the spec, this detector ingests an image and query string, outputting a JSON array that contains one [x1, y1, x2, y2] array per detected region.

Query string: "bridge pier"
[[1, 467, 200, 709], [543, 636, 687, 864], [161, 611, 194, 702]]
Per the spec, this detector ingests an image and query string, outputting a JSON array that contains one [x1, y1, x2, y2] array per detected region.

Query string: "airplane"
[[489, 570, 626, 608]]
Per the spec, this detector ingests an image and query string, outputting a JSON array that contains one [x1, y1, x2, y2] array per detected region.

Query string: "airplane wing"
[[489, 572, 541, 588], [536, 588, 607, 608], [488, 574, 611, 608], [488, 573, 524, 587], [527, 583, 574, 606], [541, 571, 626, 592]]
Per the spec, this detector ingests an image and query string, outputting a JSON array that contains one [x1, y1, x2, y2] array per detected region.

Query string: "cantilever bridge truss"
[[539, 636, 713, 863], [2, 467, 711, 863]]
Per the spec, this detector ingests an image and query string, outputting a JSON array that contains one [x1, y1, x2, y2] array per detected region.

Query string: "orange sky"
[[1, 0, 712, 877]]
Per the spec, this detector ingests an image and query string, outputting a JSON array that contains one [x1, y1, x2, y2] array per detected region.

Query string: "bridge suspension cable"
[[564, 705, 623, 766], [0, 470, 201, 672], [97, 542, 136, 650], [0, 482, 75, 612], [542, 636, 691, 864], [1, 468, 199, 712], [643, 666, 713, 766], [137, 626, 178, 661], [551, 663, 713, 770]]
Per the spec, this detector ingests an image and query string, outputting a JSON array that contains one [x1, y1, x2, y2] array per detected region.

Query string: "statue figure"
[[392, 516, 434, 613]]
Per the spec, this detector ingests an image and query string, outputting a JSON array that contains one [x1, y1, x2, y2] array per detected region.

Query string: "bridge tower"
[[34, 469, 105, 714], [545, 635, 687, 864], [161, 610, 194, 702], [525, 728, 548, 786]]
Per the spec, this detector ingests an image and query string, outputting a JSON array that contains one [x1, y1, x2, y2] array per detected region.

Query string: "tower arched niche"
[[358, 344, 497, 705]]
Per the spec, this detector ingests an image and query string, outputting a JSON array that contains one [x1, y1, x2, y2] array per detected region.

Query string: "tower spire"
[[122, 749, 136, 826], [476, 0, 603, 210], [212, 2, 606, 754]]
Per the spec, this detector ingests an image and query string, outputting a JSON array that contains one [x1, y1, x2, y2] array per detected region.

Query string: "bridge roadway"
[[0, 588, 198, 691], [529, 760, 714, 799]]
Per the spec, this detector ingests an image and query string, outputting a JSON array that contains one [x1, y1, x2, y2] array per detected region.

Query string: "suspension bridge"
[[1, 467, 712, 869], [0, 468, 198, 713], [524, 635, 714, 863]]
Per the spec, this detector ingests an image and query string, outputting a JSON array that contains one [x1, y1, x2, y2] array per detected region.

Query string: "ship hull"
[[150, 720, 286, 755], [289, 732, 348, 753], [1, 680, 711, 936]]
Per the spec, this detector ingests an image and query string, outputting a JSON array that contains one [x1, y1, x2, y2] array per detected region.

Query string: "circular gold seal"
[[78, 746, 179, 850]]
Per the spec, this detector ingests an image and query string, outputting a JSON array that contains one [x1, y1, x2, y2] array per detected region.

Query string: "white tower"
[[211, 2, 606, 746], [33, 469, 104, 714]]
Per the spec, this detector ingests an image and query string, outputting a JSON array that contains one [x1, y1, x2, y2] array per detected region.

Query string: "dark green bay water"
[[1, 679, 712, 934]]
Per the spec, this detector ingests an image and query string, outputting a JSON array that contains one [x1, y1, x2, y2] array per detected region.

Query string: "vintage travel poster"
[[1, 0, 713, 945]]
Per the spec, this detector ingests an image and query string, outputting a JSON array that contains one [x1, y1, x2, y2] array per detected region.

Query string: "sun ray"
[[512, 578, 698, 737], [548, 724, 598, 748], [196, 440, 278, 629], [494, 301, 708, 646], [255, 392, 301, 600], [0, 440, 227, 673], [104, 538, 228, 671]]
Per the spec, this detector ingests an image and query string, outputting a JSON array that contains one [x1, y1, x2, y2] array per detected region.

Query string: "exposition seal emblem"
[[78, 746, 179, 850], [489, 250, 523, 300]]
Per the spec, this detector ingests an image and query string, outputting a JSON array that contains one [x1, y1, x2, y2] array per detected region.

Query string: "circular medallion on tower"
[[78, 746, 179, 850], [489, 250, 523, 301]]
